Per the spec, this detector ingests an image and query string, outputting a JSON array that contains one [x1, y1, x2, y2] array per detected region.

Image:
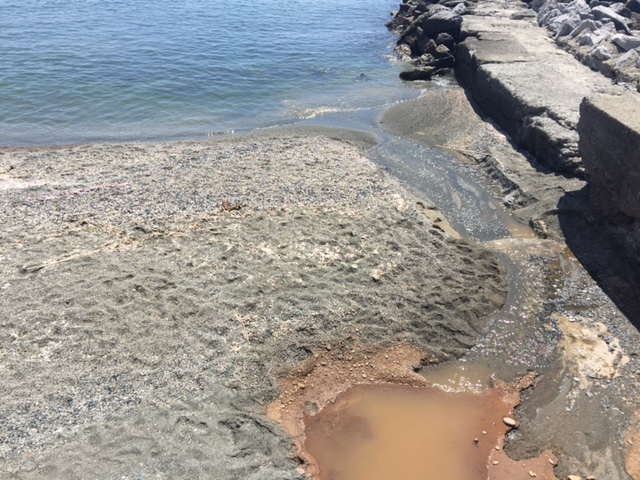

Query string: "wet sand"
[[0, 133, 507, 478]]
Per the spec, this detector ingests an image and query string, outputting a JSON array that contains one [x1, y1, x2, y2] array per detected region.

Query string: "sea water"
[[0, 0, 415, 146]]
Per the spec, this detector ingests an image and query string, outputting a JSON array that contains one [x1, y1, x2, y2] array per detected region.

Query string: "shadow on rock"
[[558, 186, 640, 328]]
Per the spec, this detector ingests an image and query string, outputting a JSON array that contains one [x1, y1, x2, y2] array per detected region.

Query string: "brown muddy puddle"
[[304, 384, 504, 480], [302, 382, 556, 480], [268, 345, 557, 480]]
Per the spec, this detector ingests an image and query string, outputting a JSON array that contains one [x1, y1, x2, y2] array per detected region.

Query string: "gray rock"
[[423, 9, 462, 37], [399, 66, 437, 81], [556, 15, 583, 36], [570, 19, 599, 38], [615, 48, 639, 69], [549, 12, 582, 33], [433, 44, 456, 67], [572, 0, 592, 15], [609, 2, 626, 13], [395, 43, 413, 61], [437, 32, 456, 50], [592, 5, 632, 33], [539, 7, 562, 26], [579, 32, 606, 45], [416, 36, 438, 56], [413, 53, 435, 65], [612, 33, 640, 51], [597, 21, 619, 36], [452, 2, 467, 15], [592, 44, 613, 59]]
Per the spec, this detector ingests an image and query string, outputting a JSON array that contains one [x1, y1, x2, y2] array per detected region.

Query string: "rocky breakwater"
[[531, 0, 640, 91], [387, 0, 616, 178], [386, 0, 467, 80]]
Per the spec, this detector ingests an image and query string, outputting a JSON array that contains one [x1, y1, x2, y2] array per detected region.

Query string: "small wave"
[[283, 100, 352, 119]]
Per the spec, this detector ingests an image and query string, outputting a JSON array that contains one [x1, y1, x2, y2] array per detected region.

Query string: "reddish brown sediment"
[[268, 349, 556, 480], [625, 411, 640, 479], [266, 343, 433, 468]]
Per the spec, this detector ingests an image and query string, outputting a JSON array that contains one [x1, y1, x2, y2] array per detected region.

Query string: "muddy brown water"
[[303, 384, 512, 480]]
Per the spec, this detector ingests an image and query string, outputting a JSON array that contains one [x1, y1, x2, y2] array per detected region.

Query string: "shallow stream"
[[285, 83, 581, 480]]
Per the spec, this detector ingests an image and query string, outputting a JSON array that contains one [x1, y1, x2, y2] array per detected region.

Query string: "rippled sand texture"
[[0, 136, 506, 479]]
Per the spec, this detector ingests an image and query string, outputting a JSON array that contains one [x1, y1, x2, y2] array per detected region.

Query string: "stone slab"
[[578, 93, 640, 221], [456, 10, 618, 176]]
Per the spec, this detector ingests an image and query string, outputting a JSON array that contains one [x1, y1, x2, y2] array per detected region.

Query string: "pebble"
[[492, 460, 500, 465], [502, 416, 518, 427], [567, 476, 582, 480], [529, 471, 537, 477]]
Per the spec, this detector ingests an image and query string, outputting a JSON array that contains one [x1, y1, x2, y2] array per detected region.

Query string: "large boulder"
[[422, 9, 463, 37], [399, 66, 437, 80], [611, 33, 640, 50], [569, 19, 600, 38], [591, 5, 632, 33]]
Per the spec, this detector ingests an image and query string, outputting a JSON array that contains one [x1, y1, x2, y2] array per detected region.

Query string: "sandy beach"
[[0, 132, 508, 479]]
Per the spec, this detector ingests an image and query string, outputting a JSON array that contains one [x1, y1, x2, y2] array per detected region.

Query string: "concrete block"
[[578, 94, 640, 222]]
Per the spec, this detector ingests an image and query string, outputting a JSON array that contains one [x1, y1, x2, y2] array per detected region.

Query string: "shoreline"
[[2, 1, 640, 478]]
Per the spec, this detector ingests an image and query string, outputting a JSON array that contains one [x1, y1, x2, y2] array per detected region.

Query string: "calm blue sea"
[[0, 0, 414, 146]]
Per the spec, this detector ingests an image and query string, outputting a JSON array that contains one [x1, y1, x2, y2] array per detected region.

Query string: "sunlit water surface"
[[0, 0, 413, 145]]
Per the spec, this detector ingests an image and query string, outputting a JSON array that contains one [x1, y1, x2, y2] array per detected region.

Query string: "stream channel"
[[266, 78, 630, 479]]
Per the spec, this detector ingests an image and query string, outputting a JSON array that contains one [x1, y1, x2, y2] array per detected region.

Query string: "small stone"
[[495, 445, 500, 450], [568, 476, 582, 480], [529, 472, 537, 478], [482, 430, 487, 435], [586, 476, 597, 480], [362, 374, 367, 378], [493, 461, 500, 465], [503, 416, 518, 427]]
